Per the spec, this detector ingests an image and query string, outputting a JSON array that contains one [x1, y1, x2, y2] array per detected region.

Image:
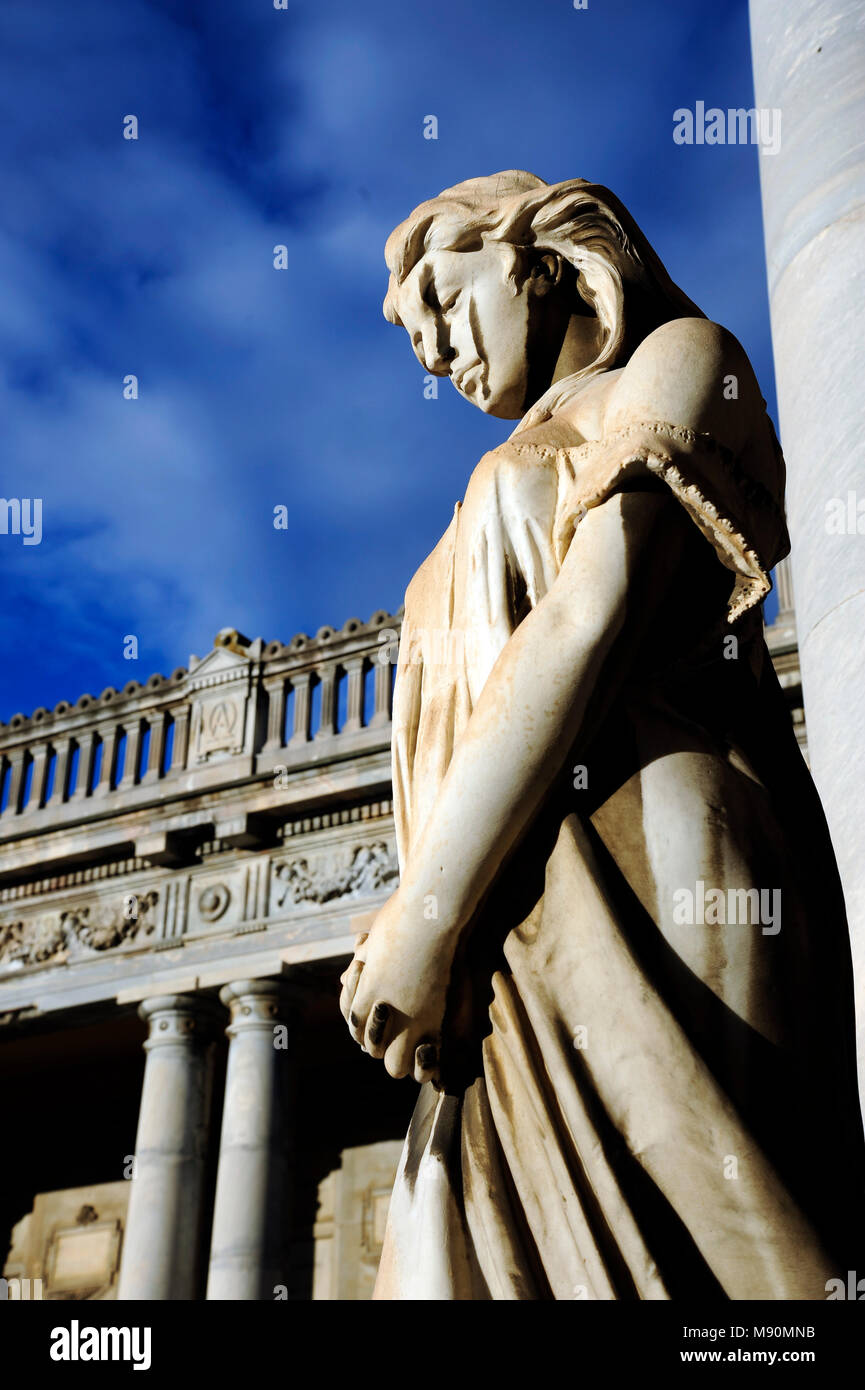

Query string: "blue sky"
[[0, 0, 777, 719]]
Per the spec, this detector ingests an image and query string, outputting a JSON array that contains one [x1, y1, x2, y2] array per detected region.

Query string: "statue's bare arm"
[[340, 482, 690, 1081]]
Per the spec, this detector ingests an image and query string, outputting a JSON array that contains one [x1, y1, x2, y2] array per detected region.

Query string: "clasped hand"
[[338, 887, 456, 1084]]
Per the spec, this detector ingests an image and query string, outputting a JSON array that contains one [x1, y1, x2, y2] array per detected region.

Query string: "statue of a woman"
[[339, 171, 865, 1299]]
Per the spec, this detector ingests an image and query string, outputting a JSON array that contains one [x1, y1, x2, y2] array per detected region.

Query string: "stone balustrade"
[[0, 611, 402, 842]]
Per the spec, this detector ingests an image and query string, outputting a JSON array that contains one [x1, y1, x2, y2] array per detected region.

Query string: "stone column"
[[750, 0, 865, 1102], [206, 979, 297, 1300], [117, 994, 220, 1301]]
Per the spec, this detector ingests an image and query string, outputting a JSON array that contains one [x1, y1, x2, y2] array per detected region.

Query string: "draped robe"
[[373, 336, 865, 1300]]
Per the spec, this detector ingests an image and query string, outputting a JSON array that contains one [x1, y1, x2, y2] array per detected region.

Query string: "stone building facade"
[[0, 578, 804, 1300]]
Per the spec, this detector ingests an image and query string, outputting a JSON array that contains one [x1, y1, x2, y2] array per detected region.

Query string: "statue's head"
[[384, 170, 702, 422]]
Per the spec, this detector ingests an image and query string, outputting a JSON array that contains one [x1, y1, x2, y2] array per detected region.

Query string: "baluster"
[[142, 712, 167, 786], [262, 677, 287, 752], [120, 719, 144, 788], [343, 656, 365, 733], [170, 706, 190, 771], [71, 730, 97, 800], [25, 742, 50, 811], [289, 672, 312, 747], [94, 724, 119, 796], [315, 664, 337, 740], [49, 736, 73, 805], [1, 749, 27, 816], [370, 653, 393, 728]]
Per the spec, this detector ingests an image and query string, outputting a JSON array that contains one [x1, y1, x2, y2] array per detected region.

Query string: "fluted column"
[[206, 979, 297, 1300], [750, 0, 865, 1104], [117, 994, 220, 1301]]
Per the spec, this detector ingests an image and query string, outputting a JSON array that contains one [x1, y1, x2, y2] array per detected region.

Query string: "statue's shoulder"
[[606, 318, 766, 456], [623, 317, 754, 381]]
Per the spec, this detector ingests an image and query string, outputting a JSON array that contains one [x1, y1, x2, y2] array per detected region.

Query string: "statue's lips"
[[453, 362, 483, 393]]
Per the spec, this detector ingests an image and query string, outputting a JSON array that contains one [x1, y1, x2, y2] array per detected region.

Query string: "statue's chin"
[[456, 382, 525, 420], [482, 402, 525, 420]]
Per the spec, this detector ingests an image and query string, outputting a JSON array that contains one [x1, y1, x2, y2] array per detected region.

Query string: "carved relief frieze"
[[0, 890, 159, 970], [271, 839, 398, 914]]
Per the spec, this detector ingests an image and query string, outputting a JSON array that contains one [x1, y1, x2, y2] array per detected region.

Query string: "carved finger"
[[339, 958, 364, 1022], [384, 1031, 416, 1080], [348, 1007, 367, 1047], [365, 1001, 391, 1057], [414, 1041, 439, 1085]]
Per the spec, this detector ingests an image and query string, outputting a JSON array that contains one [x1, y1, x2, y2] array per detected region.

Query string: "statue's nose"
[[413, 321, 455, 376]]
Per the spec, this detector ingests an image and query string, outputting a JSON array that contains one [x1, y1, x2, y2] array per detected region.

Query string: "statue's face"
[[393, 243, 570, 419]]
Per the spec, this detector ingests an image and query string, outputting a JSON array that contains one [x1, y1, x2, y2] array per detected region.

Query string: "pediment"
[[187, 645, 251, 686]]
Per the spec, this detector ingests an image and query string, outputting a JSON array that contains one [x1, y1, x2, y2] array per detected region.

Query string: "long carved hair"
[[383, 170, 704, 431]]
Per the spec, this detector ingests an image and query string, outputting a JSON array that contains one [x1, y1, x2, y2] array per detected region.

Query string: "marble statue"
[[339, 171, 865, 1299]]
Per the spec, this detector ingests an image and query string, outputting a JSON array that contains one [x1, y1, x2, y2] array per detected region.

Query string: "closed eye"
[[421, 280, 441, 312]]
